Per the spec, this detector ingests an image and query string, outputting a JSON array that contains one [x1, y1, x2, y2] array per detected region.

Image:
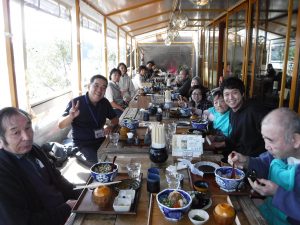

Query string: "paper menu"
[[171, 134, 204, 157]]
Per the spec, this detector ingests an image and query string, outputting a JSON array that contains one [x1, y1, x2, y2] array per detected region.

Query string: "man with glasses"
[[58, 75, 118, 166]]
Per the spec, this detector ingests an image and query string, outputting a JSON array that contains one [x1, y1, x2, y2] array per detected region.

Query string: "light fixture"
[[171, 11, 188, 30], [165, 37, 172, 46], [189, 0, 209, 6]]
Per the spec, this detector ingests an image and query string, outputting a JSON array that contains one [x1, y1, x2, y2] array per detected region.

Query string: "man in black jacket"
[[0, 107, 80, 225], [211, 77, 269, 159]]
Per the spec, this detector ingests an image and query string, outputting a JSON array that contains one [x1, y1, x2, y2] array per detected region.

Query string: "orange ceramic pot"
[[213, 203, 236, 225]]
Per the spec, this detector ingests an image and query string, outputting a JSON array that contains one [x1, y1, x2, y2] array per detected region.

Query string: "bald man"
[[228, 107, 300, 225]]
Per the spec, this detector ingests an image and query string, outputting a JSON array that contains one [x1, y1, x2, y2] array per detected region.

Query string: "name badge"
[[94, 129, 104, 138]]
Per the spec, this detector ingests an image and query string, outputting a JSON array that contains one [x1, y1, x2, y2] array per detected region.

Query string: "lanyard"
[[84, 95, 99, 127]]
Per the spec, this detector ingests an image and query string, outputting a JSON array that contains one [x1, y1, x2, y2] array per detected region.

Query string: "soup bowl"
[[156, 189, 192, 222], [90, 162, 118, 183], [214, 166, 245, 192]]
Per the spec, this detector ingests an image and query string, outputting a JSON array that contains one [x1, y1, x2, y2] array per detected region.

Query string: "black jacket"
[[0, 145, 80, 225], [225, 99, 269, 157]]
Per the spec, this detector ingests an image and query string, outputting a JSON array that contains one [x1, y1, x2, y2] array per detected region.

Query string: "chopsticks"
[[74, 180, 122, 190]]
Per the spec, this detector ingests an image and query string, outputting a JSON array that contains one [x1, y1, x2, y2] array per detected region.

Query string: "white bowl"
[[188, 209, 209, 225], [113, 197, 131, 212]]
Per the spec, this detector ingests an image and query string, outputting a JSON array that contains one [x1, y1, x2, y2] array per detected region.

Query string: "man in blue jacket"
[[229, 107, 300, 225], [0, 107, 80, 225]]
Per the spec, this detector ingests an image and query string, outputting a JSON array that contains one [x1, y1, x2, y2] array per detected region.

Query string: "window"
[[80, 14, 103, 89], [119, 30, 126, 64], [10, 0, 72, 106], [107, 21, 117, 73]]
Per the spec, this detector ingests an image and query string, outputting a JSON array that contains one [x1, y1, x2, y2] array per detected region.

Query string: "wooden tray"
[[72, 173, 143, 214], [189, 166, 251, 196], [147, 193, 241, 225]]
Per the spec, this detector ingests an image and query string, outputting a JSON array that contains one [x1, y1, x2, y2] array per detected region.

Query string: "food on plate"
[[159, 190, 188, 208], [93, 164, 113, 173], [192, 214, 205, 221]]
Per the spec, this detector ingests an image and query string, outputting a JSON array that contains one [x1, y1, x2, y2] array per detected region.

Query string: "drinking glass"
[[165, 170, 182, 189], [126, 162, 141, 180], [109, 133, 119, 146]]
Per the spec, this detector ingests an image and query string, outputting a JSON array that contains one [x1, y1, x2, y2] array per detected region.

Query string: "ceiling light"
[[190, 0, 209, 6], [171, 11, 188, 30]]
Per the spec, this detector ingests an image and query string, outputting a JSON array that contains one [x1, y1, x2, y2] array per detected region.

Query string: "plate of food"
[[188, 191, 212, 210]]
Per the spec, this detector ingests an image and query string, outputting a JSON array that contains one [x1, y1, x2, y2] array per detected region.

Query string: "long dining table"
[[69, 95, 268, 225]]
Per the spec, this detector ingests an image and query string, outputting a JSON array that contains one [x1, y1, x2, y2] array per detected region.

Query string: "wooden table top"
[[70, 97, 267, 225]]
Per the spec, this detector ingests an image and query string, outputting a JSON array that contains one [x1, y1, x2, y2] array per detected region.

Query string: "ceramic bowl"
[[92, 185, 112, 208], [179, 108, 192, 117], [120, 119, 139, 130], [213, 203, 236, 225], [191, 120, 208, 130], [214, 166, 245, 192], [193, 181, 209, 192], [90, 162, 118, 183], [156, 189, 192, 222], [188, 209, 209, 225]]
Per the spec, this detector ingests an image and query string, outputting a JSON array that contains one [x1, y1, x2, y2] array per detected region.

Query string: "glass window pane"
[[23, 5, 72, 104], [80, 15, 103, 90]]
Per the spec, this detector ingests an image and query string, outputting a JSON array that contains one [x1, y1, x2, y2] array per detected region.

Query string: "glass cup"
[[126, 162, 141, 180], [109, 133, 119, 146], [165, 171, 183, 189]]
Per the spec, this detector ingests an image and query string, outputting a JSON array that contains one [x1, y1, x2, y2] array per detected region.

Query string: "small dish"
[[114, 179, 141, 192], [188, 191, 212, 210], [193, 181, 209, 192], [194, 161, 220, 174], [188, 209, 209, 225], [118, 189, 136, 203], [113, 197, 131, 212]]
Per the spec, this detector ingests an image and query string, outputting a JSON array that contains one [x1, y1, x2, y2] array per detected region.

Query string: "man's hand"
[[248, 178, 278, 196], [69, 100, 80, 119], [104, 126, 113, 136], [228, 151, 249, 169]]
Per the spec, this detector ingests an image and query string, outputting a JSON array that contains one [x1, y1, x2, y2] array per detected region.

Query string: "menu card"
[[171, 134, 204, 157]]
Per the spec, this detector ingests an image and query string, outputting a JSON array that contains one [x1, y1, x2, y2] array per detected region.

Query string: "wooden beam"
[[131, 25, 168, 37], [2, 0, 18, 107], [106, 0, 163, 16], [130, 20, 169, 32], [182, 8, 225, 13], [189, 18, 213, 21], [75, 0, 82, 94], [289, 0, 300, 110], [120, 10, 172, 27], [279, 0, 293, 107]]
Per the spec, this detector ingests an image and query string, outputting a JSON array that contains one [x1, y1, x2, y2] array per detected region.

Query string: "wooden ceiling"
[[84, 0, 298, 39]]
